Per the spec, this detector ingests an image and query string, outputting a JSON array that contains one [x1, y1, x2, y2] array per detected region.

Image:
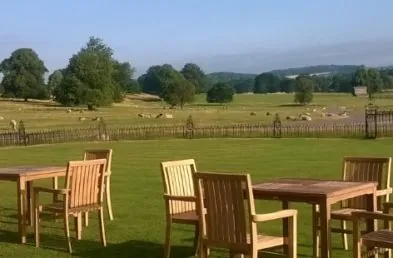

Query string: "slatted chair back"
[[161, 159, 197, 215], [195, 172, 256, 253], [65, 159, 107, 211], [342, 157, 392, 210], [84, 149, 113, 176]]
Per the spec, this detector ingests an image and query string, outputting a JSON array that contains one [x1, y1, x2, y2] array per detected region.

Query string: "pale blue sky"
[[1, 0, 393, 76]]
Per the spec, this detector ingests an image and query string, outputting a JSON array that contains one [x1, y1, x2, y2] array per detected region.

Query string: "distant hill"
[[206, 64, 365, 83], [207, 72, 257, 84], [270, 65, 364, 77]]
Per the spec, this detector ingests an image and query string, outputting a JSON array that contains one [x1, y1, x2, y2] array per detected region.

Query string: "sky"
[[1, 0, 393, 76]]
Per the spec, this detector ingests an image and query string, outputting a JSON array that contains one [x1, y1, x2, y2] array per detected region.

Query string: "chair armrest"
[[34, 187, 69, 195], [252, 209, 297, 222], [352, 211, 393, 222], [163, 194, 196, 202], [377, 189, 392, 197]]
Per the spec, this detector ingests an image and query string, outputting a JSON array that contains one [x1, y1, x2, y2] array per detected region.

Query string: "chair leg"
[[341, 220, 348, 250], [193, 223, 199, 256], [105, 176, 114, 221], [64, 213, 72, 253], [164, 219, 172, 258], [74, 213, 82, 240], [312, 204, 320, 258], [84, 212, 89, 227], [198, 243, 208, 258], [34, 204, 40, 247], [98, 208, 107, 246]]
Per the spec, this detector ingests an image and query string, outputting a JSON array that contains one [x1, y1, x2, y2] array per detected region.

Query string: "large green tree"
[[54, 36, 125, 107], [207, 82, 234, 104], [47, 69, 64, 95], [112, 61, 137, 93], [138, 64, 194, 107], [180, 63, 207, 93], [162, 79, 195, 108], [367, 68, 383, 99], [294, 75, 314, 105], [253, 72, 280, 93], [279, 78, 296, 93], [0, 48, 49, 100], [352, 68, 383, 99], [138, 64, 179, 97]]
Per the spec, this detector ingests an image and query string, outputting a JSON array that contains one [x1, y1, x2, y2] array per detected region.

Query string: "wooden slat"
[[160, 159, 197, 215]]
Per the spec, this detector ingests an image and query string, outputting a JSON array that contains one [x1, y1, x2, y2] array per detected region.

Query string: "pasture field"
[[0, 93, 390, 131], [0, 138, 391, 257]]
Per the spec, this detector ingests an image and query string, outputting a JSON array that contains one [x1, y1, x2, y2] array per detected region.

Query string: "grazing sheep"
[[312, 109, 317, 112], [300, 115, 312, 121], [10, 120, 17, 131], [165, 114, 173, 119], [0, 116, 4, 120], [78, 117, 86, 121], [305, 112, 311, 116], [67, 109, 72, 113], [250, 112, 257, 116], [92, 117, 101, 121], [156, 113, 163, 118]]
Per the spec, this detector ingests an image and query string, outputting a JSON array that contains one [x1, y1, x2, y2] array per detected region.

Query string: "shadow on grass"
[[75, 240, 193, 258]]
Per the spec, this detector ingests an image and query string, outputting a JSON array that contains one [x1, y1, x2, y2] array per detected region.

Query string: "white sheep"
[[10, 120, 17, 131]]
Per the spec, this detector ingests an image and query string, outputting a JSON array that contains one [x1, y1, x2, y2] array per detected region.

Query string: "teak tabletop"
[[252, 178, 377, 258], [0, 165, 67, 244]]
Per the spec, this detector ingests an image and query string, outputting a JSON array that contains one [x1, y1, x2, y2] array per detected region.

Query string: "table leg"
[[366, 191, 377, 258], [17, 178, 27, 244], [26, 181, 33, 226], [319, 200, 331, 258], [282, 200, 289, 255], [52, 176, 58, 203]]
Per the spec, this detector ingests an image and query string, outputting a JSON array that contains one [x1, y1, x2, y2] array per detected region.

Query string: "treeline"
[[1, 35, 393, 109], [208, 68, 393, 96]]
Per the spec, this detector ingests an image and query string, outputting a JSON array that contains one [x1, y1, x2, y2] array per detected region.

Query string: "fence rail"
[[0, 120, 391, 148]]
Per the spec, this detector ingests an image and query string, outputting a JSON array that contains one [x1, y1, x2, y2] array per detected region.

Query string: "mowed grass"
[[0, 93, 391, 131], [0, 138, 391, 257]]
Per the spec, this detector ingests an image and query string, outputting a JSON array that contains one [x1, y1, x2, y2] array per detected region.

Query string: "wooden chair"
[[313, 156, 392, 257], [83, 149, 113, 226], [195, 172, 297, 258], [34, 159, 107, 253], [161, 159, 198, 258], [352, 202, 393, 258]]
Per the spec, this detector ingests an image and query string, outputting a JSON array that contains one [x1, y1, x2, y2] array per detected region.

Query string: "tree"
[[180, 63, 207, 93], [54, 36, 123, 107], [367, 68, 383, 99], [112, 61, 136, 93], [381, 72, 393, 89], [232, 78, 254, 93], [207, 83, 234, 104], [47, 69, 64, 95], [253, 72, 280, 93], [138, 64, 180, 97], [352, 68, 369, 86], [162, 79, 195, 108], [279, 78, 296, 93], [331, 74, 352, 93], [0, 48, 49, 100], [294, 75, 314, 105]]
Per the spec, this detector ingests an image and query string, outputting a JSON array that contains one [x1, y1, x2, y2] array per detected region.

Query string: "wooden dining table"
[[0, 166, 67, 243], [252, 178, 377, 258]]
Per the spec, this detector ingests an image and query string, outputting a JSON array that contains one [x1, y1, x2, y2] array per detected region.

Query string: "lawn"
[[0, 138, 391, 257], [0, 93, 391, 131]]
